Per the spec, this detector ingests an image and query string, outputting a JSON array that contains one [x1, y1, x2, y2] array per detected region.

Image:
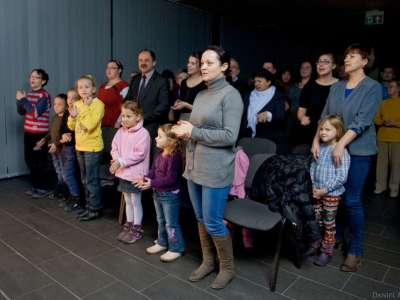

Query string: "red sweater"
[[98, 80, 129, 127]]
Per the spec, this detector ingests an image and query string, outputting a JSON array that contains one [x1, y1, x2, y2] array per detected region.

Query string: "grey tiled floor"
[[0, 176, 399, 299]]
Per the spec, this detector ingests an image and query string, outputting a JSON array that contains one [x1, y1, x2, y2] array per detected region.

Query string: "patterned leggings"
[[313, 196, 340, 244]]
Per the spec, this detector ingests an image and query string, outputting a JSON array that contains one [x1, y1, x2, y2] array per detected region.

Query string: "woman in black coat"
[[240, 69, 285, 142]]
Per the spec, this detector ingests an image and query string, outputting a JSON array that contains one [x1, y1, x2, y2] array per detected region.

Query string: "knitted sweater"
[[184, 76, 244, 188], [374, 97, 400, 142], [16, 89, 51, 133], [321, 77, 382, 156], [98, 80, 129, 127], [67, 98, 104, 152]]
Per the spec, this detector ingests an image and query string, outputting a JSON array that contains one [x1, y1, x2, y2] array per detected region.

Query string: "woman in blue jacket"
[[311, 43, 381, 272]]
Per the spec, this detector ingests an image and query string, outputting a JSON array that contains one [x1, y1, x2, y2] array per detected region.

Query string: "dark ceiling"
[[171, 0, 399, 63]]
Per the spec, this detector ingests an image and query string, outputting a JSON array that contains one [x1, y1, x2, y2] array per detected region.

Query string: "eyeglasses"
[[106, 67, 119, 70], [387, 85, 398, 89], [177, 76, 187, 80], [230, 66, 239, 69], [316, 60, 333, 65], [29, 75, 42, 80]]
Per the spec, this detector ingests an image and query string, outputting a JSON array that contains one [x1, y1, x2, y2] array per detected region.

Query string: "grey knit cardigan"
[[321, 76, 382, 156], [184, 76, 244, 188]]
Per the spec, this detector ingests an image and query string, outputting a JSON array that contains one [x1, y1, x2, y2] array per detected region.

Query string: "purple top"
[[145, 150, 182, 191]]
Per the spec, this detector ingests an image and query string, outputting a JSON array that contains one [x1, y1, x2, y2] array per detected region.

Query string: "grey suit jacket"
[[125, 71, 170, 138]]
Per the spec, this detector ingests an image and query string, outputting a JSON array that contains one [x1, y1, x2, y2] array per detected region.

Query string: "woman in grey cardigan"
[[311, 44, 382, 273], [172, 45, 243, 289]]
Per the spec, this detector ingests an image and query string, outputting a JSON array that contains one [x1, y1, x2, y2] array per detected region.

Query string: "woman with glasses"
[[374, 80, 400, 198], [312, 44, 381, 272], [171, 51, 206, 122], [98, 60, 129, 128], [297, 53, 338, 146]]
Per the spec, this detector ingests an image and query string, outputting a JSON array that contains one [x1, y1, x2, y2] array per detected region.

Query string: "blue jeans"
[[187, 179, 232, 236], [336, 155, 372, 256], [62, 145, 80, 197], [51, 153, 64, 184], [153, 190, 186, 253], [76, 150, 102, 211]]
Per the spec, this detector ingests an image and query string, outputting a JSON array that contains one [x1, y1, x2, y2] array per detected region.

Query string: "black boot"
[[64, 195, 82, 212], [79, 210, 102, 222]]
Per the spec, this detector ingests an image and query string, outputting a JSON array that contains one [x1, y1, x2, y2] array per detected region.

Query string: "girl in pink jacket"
[[110, 101, 151, 244]]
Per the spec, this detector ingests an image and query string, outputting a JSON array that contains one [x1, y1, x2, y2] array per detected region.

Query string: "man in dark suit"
[[125, 49, 170, 140], [230, 58, 250, 99]]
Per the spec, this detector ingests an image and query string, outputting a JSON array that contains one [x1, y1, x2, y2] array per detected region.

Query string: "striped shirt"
[[320, 76, 382, 156], [310, 143, 351, 196], [17, 89, 51, 133]]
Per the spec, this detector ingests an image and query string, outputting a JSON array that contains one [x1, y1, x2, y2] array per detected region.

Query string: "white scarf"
[[247, 86, 276, 137]]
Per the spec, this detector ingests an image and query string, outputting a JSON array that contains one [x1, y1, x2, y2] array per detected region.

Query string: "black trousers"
[[24, 131, 51, 189]]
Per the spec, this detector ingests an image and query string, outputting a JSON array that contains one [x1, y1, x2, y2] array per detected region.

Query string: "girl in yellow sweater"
[[68, 75, 105, 220]]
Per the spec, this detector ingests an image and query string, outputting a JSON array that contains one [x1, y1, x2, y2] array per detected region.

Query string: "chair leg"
[[118, 193, 125, 225], [270, 217, 286, 292], [293, 224, 302, 269]]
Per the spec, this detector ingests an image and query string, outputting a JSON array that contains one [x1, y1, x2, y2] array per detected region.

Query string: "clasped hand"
[[171, 120, 192, 140], [383, 119, 395, 127], [171, 99, 186, 110], [109, 159, 121, 174], [132, 174, 151, 190]]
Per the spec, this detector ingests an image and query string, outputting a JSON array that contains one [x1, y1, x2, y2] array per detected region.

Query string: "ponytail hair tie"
[[87, 74, 92, 78]]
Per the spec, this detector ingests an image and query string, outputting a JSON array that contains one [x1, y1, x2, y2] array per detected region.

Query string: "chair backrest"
[[238, 137, 276, 159], [292, 143, 312, 155], [102, 127, 118, 154], [245, 153, 275, 189]]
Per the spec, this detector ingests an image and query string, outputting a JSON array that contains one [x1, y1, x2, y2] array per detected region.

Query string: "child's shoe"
[[117, 222, 132, 241], [160, 251, 182, 262], [122, 224, 143, 244], [59, 195, 70, 208], [26, 188, 38, 196], [313, 241, 334, 267], [32, 189, 52, 198], [64, 196, 82, 212], [314, 252, 332, 266], [146, 244, 168, 254], [301, 239, 321, 259], [49, 184, 64, 200]]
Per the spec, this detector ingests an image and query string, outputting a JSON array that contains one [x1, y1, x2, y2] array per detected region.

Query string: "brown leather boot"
[[211, 233, 236, 289], [189, 223, 215, 282], [340, 254, 362, 272]]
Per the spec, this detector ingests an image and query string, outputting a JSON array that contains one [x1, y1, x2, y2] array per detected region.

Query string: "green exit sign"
[[365, 10, 384, 25]]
